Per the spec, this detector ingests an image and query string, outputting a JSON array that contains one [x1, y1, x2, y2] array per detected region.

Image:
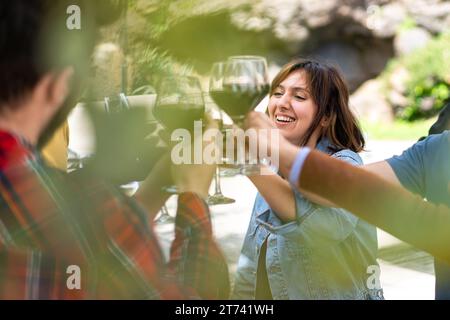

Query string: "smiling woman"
[[268, 59, 365, 151], [233, 58, 383, 300]]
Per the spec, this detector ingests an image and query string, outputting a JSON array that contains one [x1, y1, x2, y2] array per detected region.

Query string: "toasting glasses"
[[153, 75, 205, 195], [209, 56, 270, 175]]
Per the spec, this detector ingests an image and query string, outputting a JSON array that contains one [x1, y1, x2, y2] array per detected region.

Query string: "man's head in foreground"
[[0, 0, 122, 147]]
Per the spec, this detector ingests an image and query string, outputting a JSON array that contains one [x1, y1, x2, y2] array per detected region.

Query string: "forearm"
[[134, 185, 170, 220], [364, 161, 402, 186], [296, 150, 450, 263], [297, 189, 337, 208], [248, 174, 296, 222], [134, 155, 172, 220]]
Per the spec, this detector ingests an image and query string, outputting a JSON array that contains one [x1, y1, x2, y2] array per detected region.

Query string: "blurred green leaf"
[[383, 32, 450, 121]]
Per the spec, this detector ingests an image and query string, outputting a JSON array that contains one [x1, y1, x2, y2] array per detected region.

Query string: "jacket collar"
[[316, 136, 335, 155]]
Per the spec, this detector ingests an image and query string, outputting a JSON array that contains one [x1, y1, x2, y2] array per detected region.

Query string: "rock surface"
[[124, 0, 450, 122], [148, 0, 449, 89]]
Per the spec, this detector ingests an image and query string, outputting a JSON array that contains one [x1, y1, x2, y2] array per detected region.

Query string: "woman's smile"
[[273, 113, 297, 129]]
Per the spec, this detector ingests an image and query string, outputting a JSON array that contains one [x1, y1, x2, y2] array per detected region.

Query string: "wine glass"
[[209, 56, 270, 175], [210, 56, 269, 125], [154, 76, 205, 132], [103, 93, 144, 194], [153, 75, 205, 194], [207, 166, 236, 205], [209, 62, 240, 175], [204, 74, 236, 205]]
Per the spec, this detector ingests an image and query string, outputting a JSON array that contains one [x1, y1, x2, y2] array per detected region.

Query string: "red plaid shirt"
[[0, 130, 229, 299]]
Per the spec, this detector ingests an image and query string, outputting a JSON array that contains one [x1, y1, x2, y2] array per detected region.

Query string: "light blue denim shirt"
[[233, 138, 384, 300]]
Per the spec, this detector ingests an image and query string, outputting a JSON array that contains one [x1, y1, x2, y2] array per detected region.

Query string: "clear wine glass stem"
[[213, 167, 223, 196]]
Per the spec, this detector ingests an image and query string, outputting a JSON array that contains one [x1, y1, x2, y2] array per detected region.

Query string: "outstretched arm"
[[292, 149, 450, 264], [245, 111, 450, 264], [134, 154, 172, 220]]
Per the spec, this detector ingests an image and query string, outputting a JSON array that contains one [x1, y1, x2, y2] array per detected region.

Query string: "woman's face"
[[268, 70, 321, 146]]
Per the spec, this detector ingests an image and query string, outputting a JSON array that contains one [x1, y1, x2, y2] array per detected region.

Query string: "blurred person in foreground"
[[0, 0, 229, 299], [362, 102, 450, 300], [244, 111, 449, 297], [413, 102, 450, 299]]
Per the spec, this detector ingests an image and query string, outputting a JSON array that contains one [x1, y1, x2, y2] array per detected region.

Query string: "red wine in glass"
[[210, 84, 269, 122], [154, 76, 205, 132], [153, 103, 204, 132], [210, 56, 269, 125], [209, 56, 270, 175]]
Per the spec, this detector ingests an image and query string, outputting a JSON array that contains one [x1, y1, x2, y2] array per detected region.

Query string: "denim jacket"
[[233, 138, 384, 300]]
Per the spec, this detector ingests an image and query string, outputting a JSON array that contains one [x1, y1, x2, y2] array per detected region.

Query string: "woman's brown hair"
[[270, 58, 365, 152]]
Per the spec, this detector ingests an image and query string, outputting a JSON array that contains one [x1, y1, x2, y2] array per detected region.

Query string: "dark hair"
[[270, 58, 365, 153], [0, 1, 125, 146], [429, 102, 450, 135], [0, 0, 124, 110]]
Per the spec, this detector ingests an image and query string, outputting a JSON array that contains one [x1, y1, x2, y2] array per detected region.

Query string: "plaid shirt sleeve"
[[0, 131, 91, 299], [0, 172, 230, 299], [166, 192, 230, 299], [72, 177, 230, 300], [0, 131, 229, 299], [0, 246, 88, 300]]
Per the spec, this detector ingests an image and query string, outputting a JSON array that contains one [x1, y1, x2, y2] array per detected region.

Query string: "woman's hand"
[[244, 111, 336, 208], [243, 111, 283, 161]]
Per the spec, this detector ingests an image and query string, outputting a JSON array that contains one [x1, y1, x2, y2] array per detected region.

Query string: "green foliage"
[[125, 0, 197, 91], [396, 16, 417, 33], [383, 32, 450, 121], [132, 47, 175, 88], [102, 0, 258, 92]]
